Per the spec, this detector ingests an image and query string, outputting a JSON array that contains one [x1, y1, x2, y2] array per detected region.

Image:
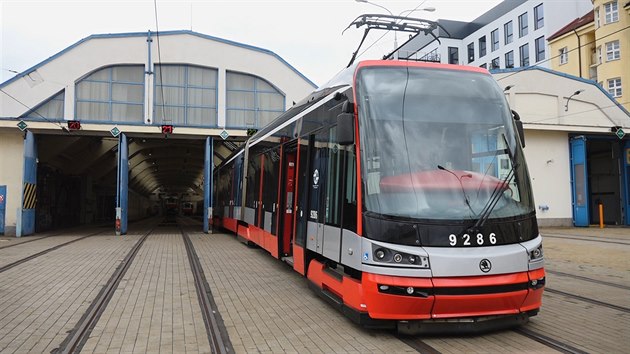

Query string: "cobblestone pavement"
[[0, 224, 627, 353], [0, 234, 139, 353]]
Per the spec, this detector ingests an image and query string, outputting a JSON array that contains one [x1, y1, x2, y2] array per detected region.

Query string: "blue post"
[[204, 137, 213, 233], [20, 131, 37, 236], [116, 133, 129, 235]]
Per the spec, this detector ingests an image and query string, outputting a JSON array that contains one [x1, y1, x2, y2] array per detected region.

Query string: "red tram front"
[[213, 60, 544, 334]]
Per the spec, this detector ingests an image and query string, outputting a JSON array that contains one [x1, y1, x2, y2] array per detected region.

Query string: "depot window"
[[154, 64, 218, 126], [226, 71, 285, 128], [21, 91, 64, 120], [75, 65, 144, 122]]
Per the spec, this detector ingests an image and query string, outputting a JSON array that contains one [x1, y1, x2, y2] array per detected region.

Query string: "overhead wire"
[[153, 0, 168, 124], [0, 87, 69, 132], [496, 24, 630, 83]]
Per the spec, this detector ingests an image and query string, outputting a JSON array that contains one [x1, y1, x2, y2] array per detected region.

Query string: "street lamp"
[[565, 89, 585, 111], [355, 0, 436, 59]]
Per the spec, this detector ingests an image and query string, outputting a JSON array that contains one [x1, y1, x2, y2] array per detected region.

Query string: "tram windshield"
[[355, 66, 534, 221]]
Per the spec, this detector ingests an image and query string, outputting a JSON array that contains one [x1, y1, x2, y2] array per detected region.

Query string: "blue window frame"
[[21, 91, 64, 120], [154, 65, 218, 127], [75, 66, 144, 123], [226, 71, 285, 129]]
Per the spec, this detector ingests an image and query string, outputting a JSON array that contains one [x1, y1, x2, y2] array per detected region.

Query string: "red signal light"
[[68, 120, 81, 130], [162, 125, 174, 134]]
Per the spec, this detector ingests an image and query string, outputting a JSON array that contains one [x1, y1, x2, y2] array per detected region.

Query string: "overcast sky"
[[1, 0, 502, 86]]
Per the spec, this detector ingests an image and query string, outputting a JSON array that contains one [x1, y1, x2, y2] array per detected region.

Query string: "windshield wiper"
[[437, 165, 476, 216], [469, 134, 517, 231]]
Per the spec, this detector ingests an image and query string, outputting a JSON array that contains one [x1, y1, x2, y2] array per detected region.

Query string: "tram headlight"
[[529, 244, 544, 261], [371, 246, 429, 268]]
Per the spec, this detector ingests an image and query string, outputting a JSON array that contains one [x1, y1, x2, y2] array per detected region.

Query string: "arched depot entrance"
[[570, 134, 630, 226]]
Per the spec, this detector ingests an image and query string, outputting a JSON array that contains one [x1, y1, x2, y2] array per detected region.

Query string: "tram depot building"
[[1, 30, 630, 236]]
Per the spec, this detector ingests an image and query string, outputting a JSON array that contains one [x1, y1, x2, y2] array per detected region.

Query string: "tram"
[[213, 60, 544, 334]]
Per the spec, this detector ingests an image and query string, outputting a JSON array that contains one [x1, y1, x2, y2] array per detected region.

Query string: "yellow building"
[[548, 1, 629, 111]]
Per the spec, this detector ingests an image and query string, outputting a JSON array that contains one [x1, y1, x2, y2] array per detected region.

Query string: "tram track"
[[514, 327, 589, 354], [544, 287, 630, 313], [546, 269, 630, 291], [55, 226, 154, 354], [0, 230, 105, 273], [397, 336, 441, 354], [180, 225, 233, 354], [0, 236, 46, 250], [542, 234, 630, 246]]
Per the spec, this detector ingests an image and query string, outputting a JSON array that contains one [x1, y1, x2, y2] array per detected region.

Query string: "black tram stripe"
[[181, 225, 233, 354], [545, 288, 630, 313], [0, 231, 103, 273], [398, 336, 442, 354], [55, 226, 154, 354], [546, 269, 630, 291], [515, 327, 589, 354]]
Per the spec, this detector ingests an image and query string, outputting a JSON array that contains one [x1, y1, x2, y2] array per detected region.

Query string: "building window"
[[448, 47, 459, 64], [154, 65, 218, 126], [559, 47, 568, 65], [491, 29, 499, 52], [491, 57, 500, 69], [597, 46, 603, 64], [607, 78, 622, 97], [535, 36, 545, 62], [519, 12, 528, 38], [479, 36, 487, 57], [76, 65, 144, 122], [226, 71, 285, 128], [480, 63, 487, 69], [505, 51, 514, 68], [595, 7, 601, 28], [467, 43, 475, 63], [21, 91, 64, 120], [519, 43, 530, 66], [504, 21, 513, 44], [534, 4, 544, 30], [606, 40, 620, 61], [604, 1, 619, 24]]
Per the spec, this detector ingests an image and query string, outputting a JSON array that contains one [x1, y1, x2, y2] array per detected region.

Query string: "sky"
[[0, 0, 502, 87]]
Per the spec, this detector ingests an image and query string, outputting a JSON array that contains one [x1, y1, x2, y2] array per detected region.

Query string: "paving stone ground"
[[0, 234, 139, 353], [81, 229, 211, 354], [0, 223, 628, 353]]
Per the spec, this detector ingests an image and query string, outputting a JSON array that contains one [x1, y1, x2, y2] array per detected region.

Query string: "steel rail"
[[546, 269, 630, 291], [181, 226, 232, 354], [0, 230, 104, 273], [542, 234, 630, 246], [55, 227, 154, 354], [515, 327, 589, 354], [545, 288, 630, 313]]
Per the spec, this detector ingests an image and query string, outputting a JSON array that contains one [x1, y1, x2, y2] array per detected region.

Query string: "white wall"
[[0, 131, 24, 235], [522, 129, 573, 226], [0, 32, 317, 123]]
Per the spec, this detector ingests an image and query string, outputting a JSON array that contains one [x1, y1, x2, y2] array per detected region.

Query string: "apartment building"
[[397, 0, 592, 70], [548, 1, 629, 111]]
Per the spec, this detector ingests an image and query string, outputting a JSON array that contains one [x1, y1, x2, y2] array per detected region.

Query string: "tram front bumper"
[[396, 311, 536, 335]]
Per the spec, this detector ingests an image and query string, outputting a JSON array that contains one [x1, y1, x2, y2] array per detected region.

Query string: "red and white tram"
[[213, 60, 544, 334]]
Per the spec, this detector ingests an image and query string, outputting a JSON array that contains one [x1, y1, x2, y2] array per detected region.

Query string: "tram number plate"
[[449, 233, 497, 246]]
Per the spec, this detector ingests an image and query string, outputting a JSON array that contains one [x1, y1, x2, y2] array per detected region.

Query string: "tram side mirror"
[[337, 113, 355, 145], [337, 101, 355, 146], [512, 110, 525, 148]]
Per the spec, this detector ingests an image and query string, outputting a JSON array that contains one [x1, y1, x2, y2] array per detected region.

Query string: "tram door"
[[279, 145, 297, 256]]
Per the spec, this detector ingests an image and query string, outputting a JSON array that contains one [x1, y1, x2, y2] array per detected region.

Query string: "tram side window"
[[262, 148, 281, 234], [341, 146, 357, 233], [246, 153, 261, 210], [324, 128, 342, 227]]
